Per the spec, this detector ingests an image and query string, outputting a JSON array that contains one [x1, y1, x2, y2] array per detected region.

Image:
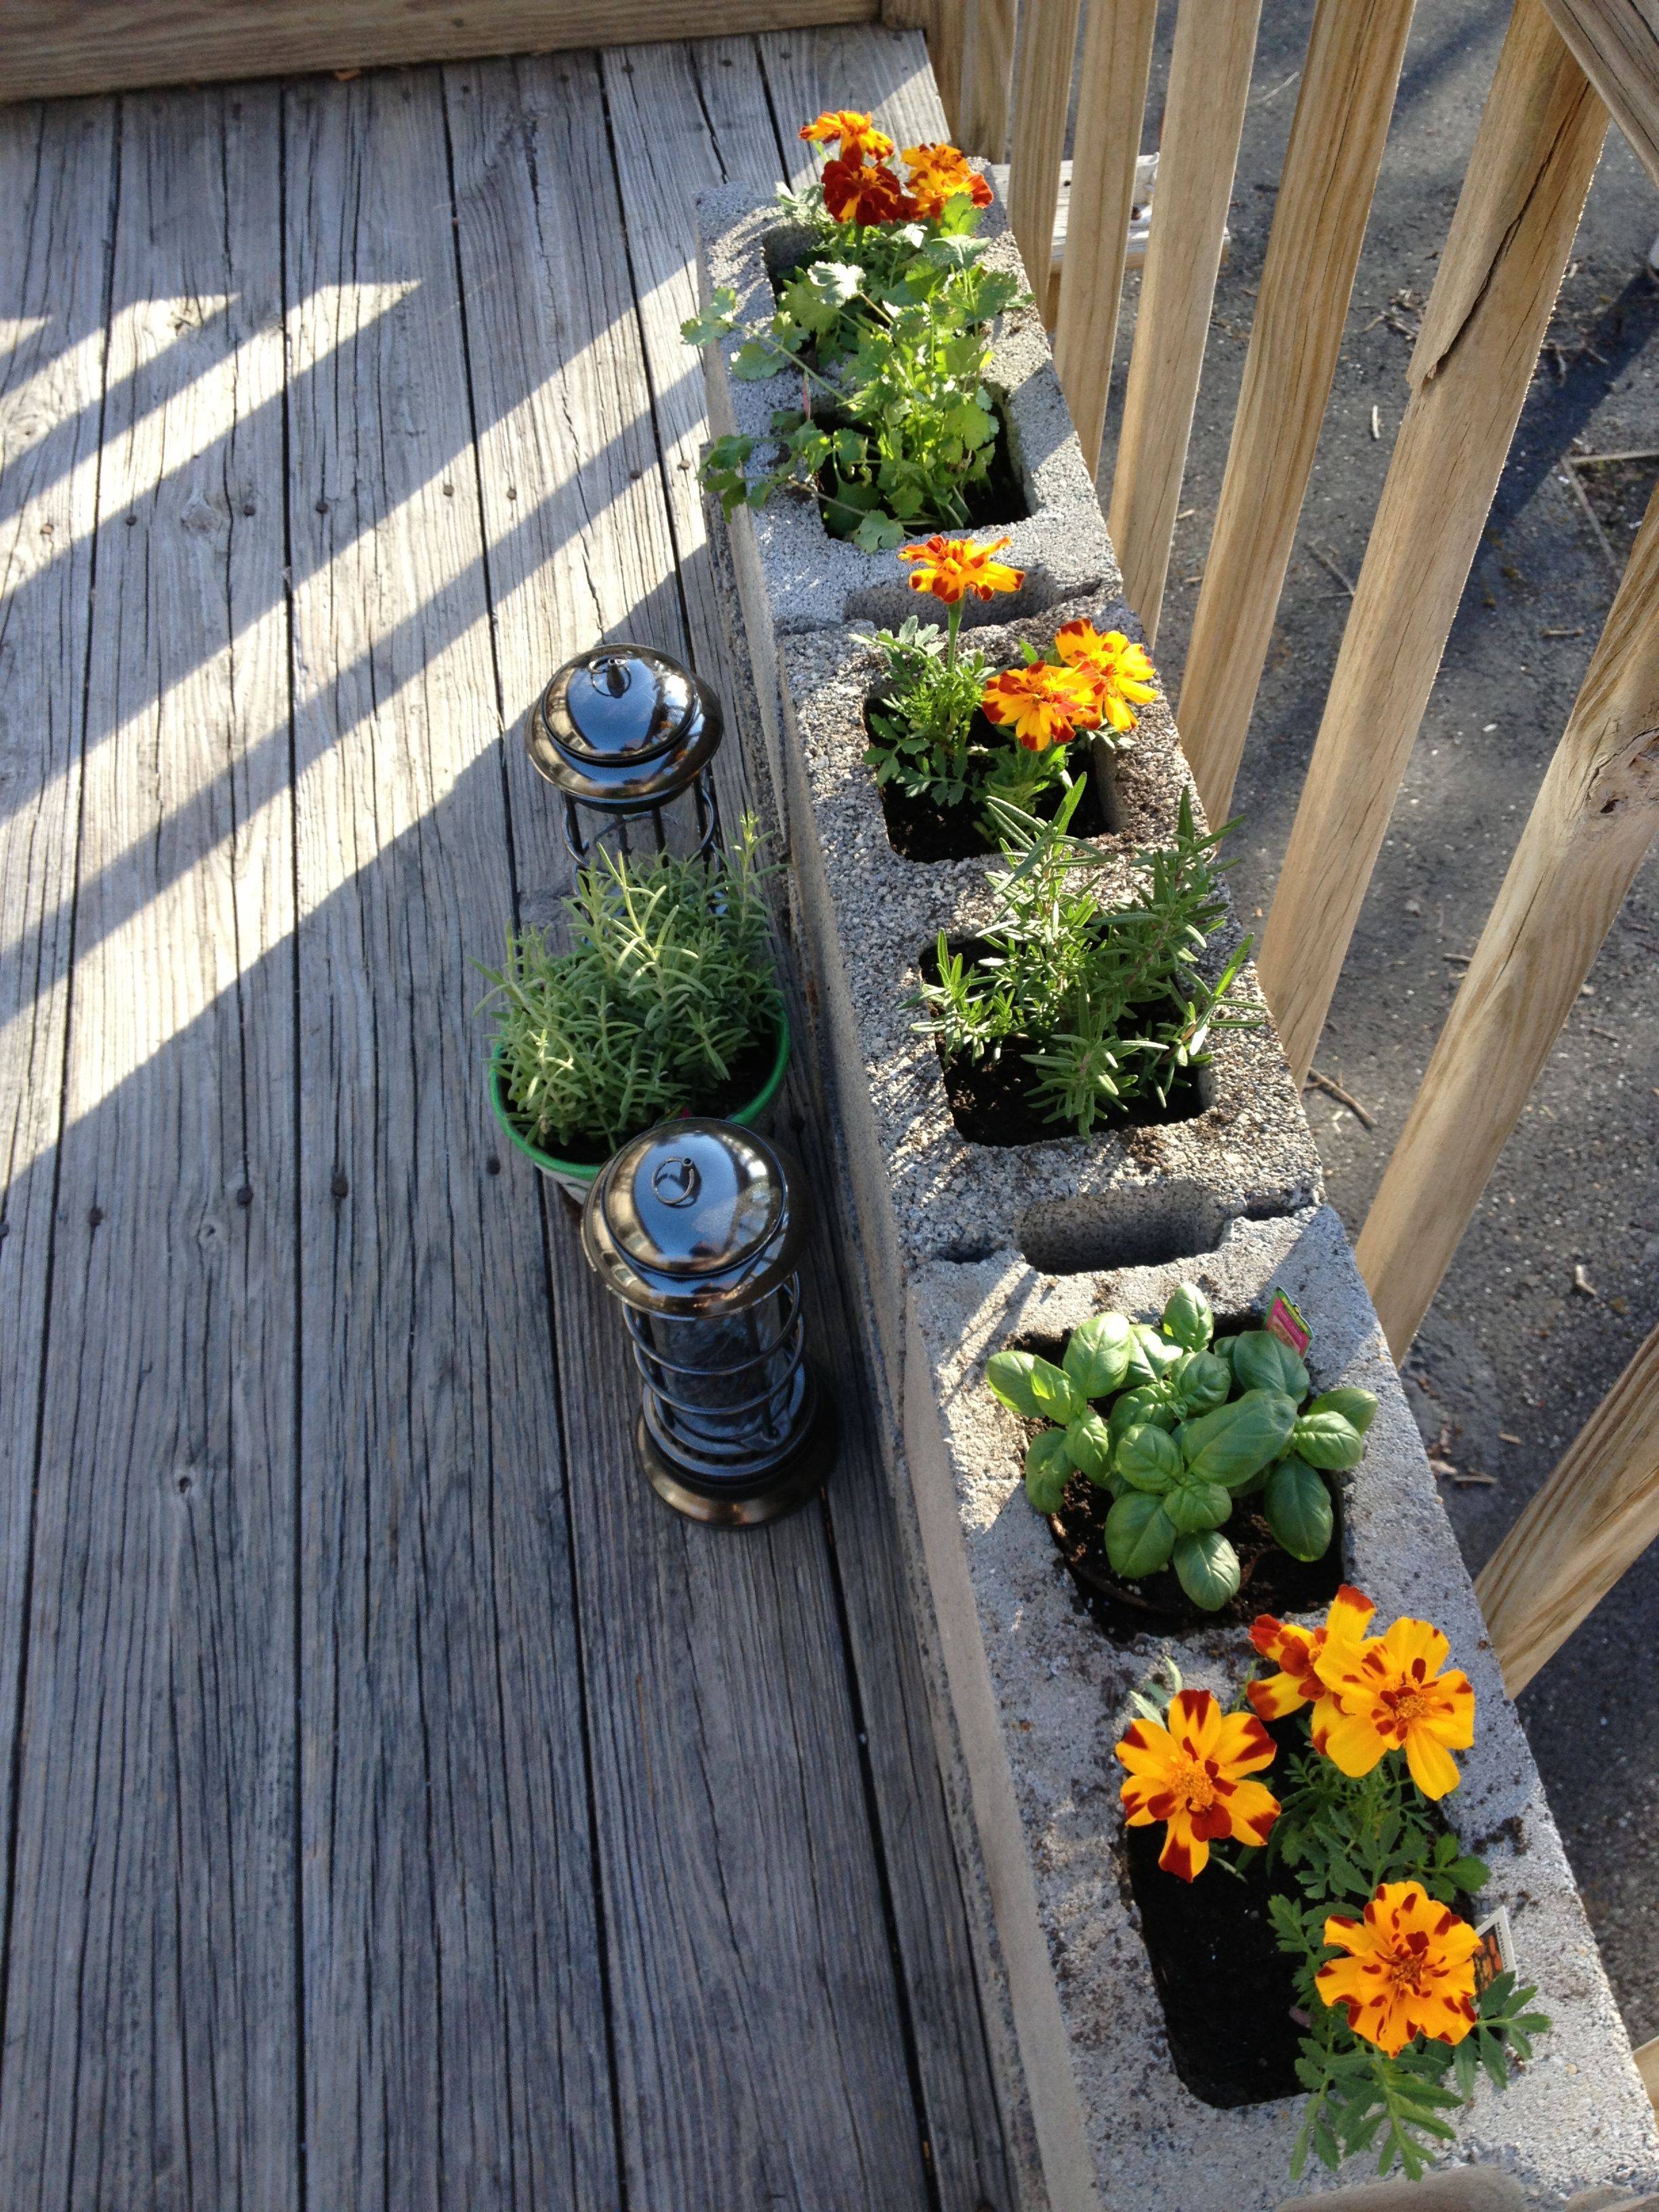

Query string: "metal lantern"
[[581, 1118, 837, 1527], [527, 642, 724, 865]]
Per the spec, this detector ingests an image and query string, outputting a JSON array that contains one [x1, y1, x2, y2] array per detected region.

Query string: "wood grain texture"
[[0, 85, 300, 2211], [281, 68, 617, 2212], [1006, 0, 1083, 307], [0, 0, 876, 104], [1542, 0, 1659, 186], [0, 96, 114, 1969], [1107, 0, 1261, 642], [1256, 0, 1606, 1086], [1357, 477, 1659, 1357], [1050, 0, 1157, 476], [960, 0, 1015, 159], [1637, 2032, 1659, 2104], [1477, 1315, 1659, 1696], [1176, 0, 1416, 823]]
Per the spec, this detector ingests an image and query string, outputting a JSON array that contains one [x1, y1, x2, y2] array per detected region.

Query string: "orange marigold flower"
[[820, 153, 916, 226], [1052, 620, 1159, 734], [1115, 1687, 1279, 1883], [800, 109, 895, 161], [1317, 1881, 1481, 2056], [901, 140, 994, 218], [1248, 1584, 1376, 1727], [979, 661, 1100, 752], [897, 532, 1024, 606], [1312, 1615, 1477, 1801]]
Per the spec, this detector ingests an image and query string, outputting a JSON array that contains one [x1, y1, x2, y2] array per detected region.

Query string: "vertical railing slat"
[[1356, 477, 1659, 1357], [960, 0, 1017, 159], [1050, 0, 1158, 477], [1256, 0, 1607, 1086], [1107, 0, 1261, 644], [1006, 0, 1084, 305], [1176, 0, 1416, 825]]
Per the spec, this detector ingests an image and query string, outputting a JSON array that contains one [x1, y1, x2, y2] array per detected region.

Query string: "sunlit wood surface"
[[0, 28, 1013, 2210]]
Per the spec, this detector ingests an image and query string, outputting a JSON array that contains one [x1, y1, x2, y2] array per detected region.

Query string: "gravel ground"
[[1089, 1, 1659, 2043]]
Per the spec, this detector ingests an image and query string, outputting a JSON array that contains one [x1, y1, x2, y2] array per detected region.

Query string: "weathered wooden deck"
[[0, 27, 1017, 2209]]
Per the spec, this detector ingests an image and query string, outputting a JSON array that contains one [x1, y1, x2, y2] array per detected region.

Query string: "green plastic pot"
[[487, 1015, 792, 1202]]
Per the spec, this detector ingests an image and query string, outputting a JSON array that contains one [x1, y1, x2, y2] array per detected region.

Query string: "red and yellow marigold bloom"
[[897, 532, 1024, 606], [1052, 620, 1159, 734], [800, 109, 895, 162], [901, 140, 994, 218], [1248, 1584, 1377, 1727], [1115, 1687, 1279, 1882], [979, 661, 1101, 751], [820, 153, 916, 226], [1316, 1881, 1481, 2056], [1311, 1615, 1476, 1800]]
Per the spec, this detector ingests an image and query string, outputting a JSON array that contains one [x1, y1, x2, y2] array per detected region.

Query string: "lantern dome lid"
[[581, 1119, 808, 1316], [527, 642, 722, 807]]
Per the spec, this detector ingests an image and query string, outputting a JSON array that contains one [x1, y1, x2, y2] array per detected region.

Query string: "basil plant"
[[984, 1285, 1378, 1611]]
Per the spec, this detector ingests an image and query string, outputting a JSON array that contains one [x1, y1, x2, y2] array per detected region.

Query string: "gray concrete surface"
[[1093, 0, 1659, 2046]]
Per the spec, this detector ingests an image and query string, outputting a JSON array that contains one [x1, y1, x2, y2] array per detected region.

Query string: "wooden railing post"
[[959, 0, 1017, 160], [1476, 1315, 1659, 1698], [1255, 0, 1606, 1086], [1355, 478, 1659, 1355], [1050, 0, 1158, 476], [1107, 0, 1261, 644], [1176, 0, 1416, 826], [1006, 0, 1084, 302]]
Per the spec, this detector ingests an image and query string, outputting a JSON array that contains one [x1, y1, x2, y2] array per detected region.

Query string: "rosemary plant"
[[913, 783, 1256, 1136], [480, 816, 781, 1158]]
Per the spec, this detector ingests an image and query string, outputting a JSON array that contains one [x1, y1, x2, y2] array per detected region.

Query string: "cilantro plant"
[[914, 785, 1256, 1137], [985, 1284, 1375, 1607]]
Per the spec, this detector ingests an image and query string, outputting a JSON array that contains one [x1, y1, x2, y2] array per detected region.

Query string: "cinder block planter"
[[903, 1208, 1659, 2211]]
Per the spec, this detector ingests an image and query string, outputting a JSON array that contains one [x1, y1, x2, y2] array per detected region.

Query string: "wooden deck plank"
[[281, 68, 617, 2212], [0, 85, 300, 2211], [0, 94, 115, 1969], [604, 33, 1015, 2212], [446, 49, 941, 2209]]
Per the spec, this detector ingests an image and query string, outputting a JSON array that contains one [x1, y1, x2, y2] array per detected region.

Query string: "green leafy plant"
[[914, 783, 1257, 1136], [478, 815, 782, 1157], [985, 1284, 1375, 1607]]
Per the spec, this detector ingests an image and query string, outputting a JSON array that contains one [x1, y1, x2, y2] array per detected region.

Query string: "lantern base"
[[634, 1397, 839, 1528]]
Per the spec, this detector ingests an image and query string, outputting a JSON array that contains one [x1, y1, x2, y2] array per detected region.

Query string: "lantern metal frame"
[[526, 642, 725, 867]]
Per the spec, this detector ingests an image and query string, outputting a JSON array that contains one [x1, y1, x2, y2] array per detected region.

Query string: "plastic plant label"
[[1473, 1905, 1518, 1994], [1265, 1289, 1311, 1358]]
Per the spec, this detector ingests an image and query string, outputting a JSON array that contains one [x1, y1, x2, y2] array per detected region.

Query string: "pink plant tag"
[[1265, 1290, 1310, 1357]]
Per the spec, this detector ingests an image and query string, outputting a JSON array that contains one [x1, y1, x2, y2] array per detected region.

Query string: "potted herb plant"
[[1113, 1590, 1549, 2178], [914, 783, 1254, 1141], [866, 531, 1158, 858], [480, 814, 787, 1201], [985, 1282, 1375, 1618], [682, 112, 1027, 550]]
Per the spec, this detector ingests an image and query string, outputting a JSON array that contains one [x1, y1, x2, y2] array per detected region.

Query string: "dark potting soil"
[[1121, 1719, 1308, 2107], [1050, 1473, 1344, 1640], [501, 1028, 779, 1168], [876, 737, 1114, 861]]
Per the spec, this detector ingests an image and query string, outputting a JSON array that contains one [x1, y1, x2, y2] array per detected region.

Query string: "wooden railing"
[[903, 0, 1659, 1711]]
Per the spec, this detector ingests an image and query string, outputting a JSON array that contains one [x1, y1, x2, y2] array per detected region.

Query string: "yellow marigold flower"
[[1317, 1881, 1481, 2056], [901, 140, 994, 218], [980, 661, 1100, 752], [1115, 1687, 1279, 1883], [1312, 1616, 1477, 1801], [897, 533, 1024, 606], [800, 109, 895, 161], [1052, 619, 1159, 734], [1248, 1584, 1376, 1727]]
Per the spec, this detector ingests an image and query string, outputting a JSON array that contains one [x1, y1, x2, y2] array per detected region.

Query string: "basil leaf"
[[1115, 1422, 1183, 1494], [1160, 1284, 1214, 1352], [1307, 1386, 1378, 1435], [1262, 1455, 1335, 1561], [1166, 1349, 1231, 1418], [1108, 1386, 1177, 1446], [1123, 1321, 1185, 1388], [1290, 1409, 1366, 1472], [1164, 1477, 1233, 1534], [1172, 1530, 1242, 1611], [1062, 1412, 1115, 1487], [1177, 1389, 1299, 1490], [1023, 1429, 1072, 1514], [1063, 1313, 1134, 1401], [985, 1350, 1082, 1425], [1231, 1328, 1310, 1403], [1105, 1493, 1179, 1578]]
